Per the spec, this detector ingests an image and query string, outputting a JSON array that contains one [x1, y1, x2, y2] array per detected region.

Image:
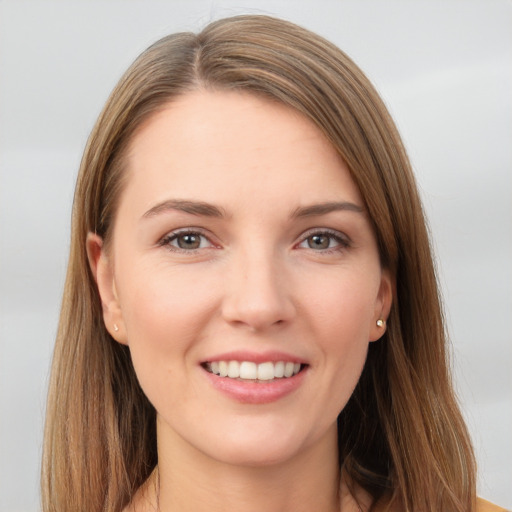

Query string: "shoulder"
[[477, 497, 510, 512]]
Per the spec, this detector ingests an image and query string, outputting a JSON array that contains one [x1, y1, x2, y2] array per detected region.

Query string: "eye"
[[160, 230, 214, 251], [297, 230, 350, 252]]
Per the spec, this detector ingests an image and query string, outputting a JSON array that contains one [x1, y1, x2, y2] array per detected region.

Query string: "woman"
[[41, 15, 505, 512]]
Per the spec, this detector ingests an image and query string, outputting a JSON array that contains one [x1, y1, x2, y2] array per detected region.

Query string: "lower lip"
[[202, 367, 308, 404]]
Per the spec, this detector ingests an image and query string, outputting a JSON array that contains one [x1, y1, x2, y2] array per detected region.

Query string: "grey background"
[[0, 1, 511, 510]]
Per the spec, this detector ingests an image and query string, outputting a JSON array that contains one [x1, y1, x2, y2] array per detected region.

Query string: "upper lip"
[[202, 350, 307, 365]]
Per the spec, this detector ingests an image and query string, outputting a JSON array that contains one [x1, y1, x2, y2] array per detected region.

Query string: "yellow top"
[[477, 497, 510, 512]]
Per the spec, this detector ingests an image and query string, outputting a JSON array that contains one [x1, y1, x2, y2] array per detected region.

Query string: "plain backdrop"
[[0, 1, 511, 511]]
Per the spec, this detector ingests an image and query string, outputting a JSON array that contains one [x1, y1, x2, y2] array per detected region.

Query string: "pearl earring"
[[376, 319, 385, 328], [113, 324, 119, 332]]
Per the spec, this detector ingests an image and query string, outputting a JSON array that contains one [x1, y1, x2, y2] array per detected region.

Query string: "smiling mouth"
[[202, 361, 306, 382]]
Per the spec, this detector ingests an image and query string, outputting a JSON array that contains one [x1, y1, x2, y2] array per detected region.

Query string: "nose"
[[221, 248, 296, 332]]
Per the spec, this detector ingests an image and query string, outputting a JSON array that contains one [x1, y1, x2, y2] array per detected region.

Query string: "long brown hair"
[[42, 15, 476, 512]]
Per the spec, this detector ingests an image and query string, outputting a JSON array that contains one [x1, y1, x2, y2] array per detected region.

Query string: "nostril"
[[220, 261, 296, 330]]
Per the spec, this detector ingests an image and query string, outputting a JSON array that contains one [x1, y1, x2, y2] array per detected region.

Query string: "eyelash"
[[158, 228, 350, 254], [158, 229, 215, 253], [296, 228, 351, 254]]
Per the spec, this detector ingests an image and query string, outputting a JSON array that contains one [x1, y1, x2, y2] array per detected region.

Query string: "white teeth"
[[257, 362, 274, 380], [284, 362, 294, 378], [274, 361, 285, 378], [219, 360, 228, 377], [207, 360, 302, 381], [239, 361, 257, 379], [227, 361, 240, 378]]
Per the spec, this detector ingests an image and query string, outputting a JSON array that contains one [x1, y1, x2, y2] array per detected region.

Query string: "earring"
[[113, 323, 119, 332], [376, 319, 385, 328]]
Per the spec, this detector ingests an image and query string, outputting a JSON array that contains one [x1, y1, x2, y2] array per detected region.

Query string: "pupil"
[[178, 234, 200, 249], [309, 234, 329, 249]]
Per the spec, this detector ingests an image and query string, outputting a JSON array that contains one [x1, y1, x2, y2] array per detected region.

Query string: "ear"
[[86, 232, 128, 345], [369, 268, 393, 342]]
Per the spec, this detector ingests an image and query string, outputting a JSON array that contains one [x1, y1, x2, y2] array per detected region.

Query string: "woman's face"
[[90, 90, 392, 467]]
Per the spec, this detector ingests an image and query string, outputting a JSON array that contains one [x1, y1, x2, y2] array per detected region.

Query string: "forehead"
[[121, 90, 362, 214]]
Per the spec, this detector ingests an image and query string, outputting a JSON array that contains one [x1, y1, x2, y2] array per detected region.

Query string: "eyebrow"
[[141, 199, 364, 220], [291, 201, 365, 218], [142, 199, 226, 219]]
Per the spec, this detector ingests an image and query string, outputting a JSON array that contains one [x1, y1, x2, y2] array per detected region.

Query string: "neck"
[[138, 415, 344, 512]]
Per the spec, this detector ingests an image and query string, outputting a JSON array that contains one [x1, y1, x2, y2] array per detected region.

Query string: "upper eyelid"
[[162, 227, 211, 239], [157, 226, 350, 247], [159, 228, 216, 247], [297, 227, 350, 241], [295, 228, 352, 251], [157, 231, 219, 257]]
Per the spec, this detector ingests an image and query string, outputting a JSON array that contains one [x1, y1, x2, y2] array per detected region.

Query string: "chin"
[[208, 439, 302, 468], [196, 421, 318, 469]]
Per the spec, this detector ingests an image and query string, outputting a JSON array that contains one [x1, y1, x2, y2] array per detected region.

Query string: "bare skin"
[[90, 90, 393, 512], [125, 462, 381, 512]]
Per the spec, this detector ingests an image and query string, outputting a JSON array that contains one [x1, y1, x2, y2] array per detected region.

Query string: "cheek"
[[116, 270, 217, 413], [115, 264, 219, 376], [119, 261, 216, 331], [301, 269, 380, 395], [285, 272, 378, 441], [304, 270, 380, 343]]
